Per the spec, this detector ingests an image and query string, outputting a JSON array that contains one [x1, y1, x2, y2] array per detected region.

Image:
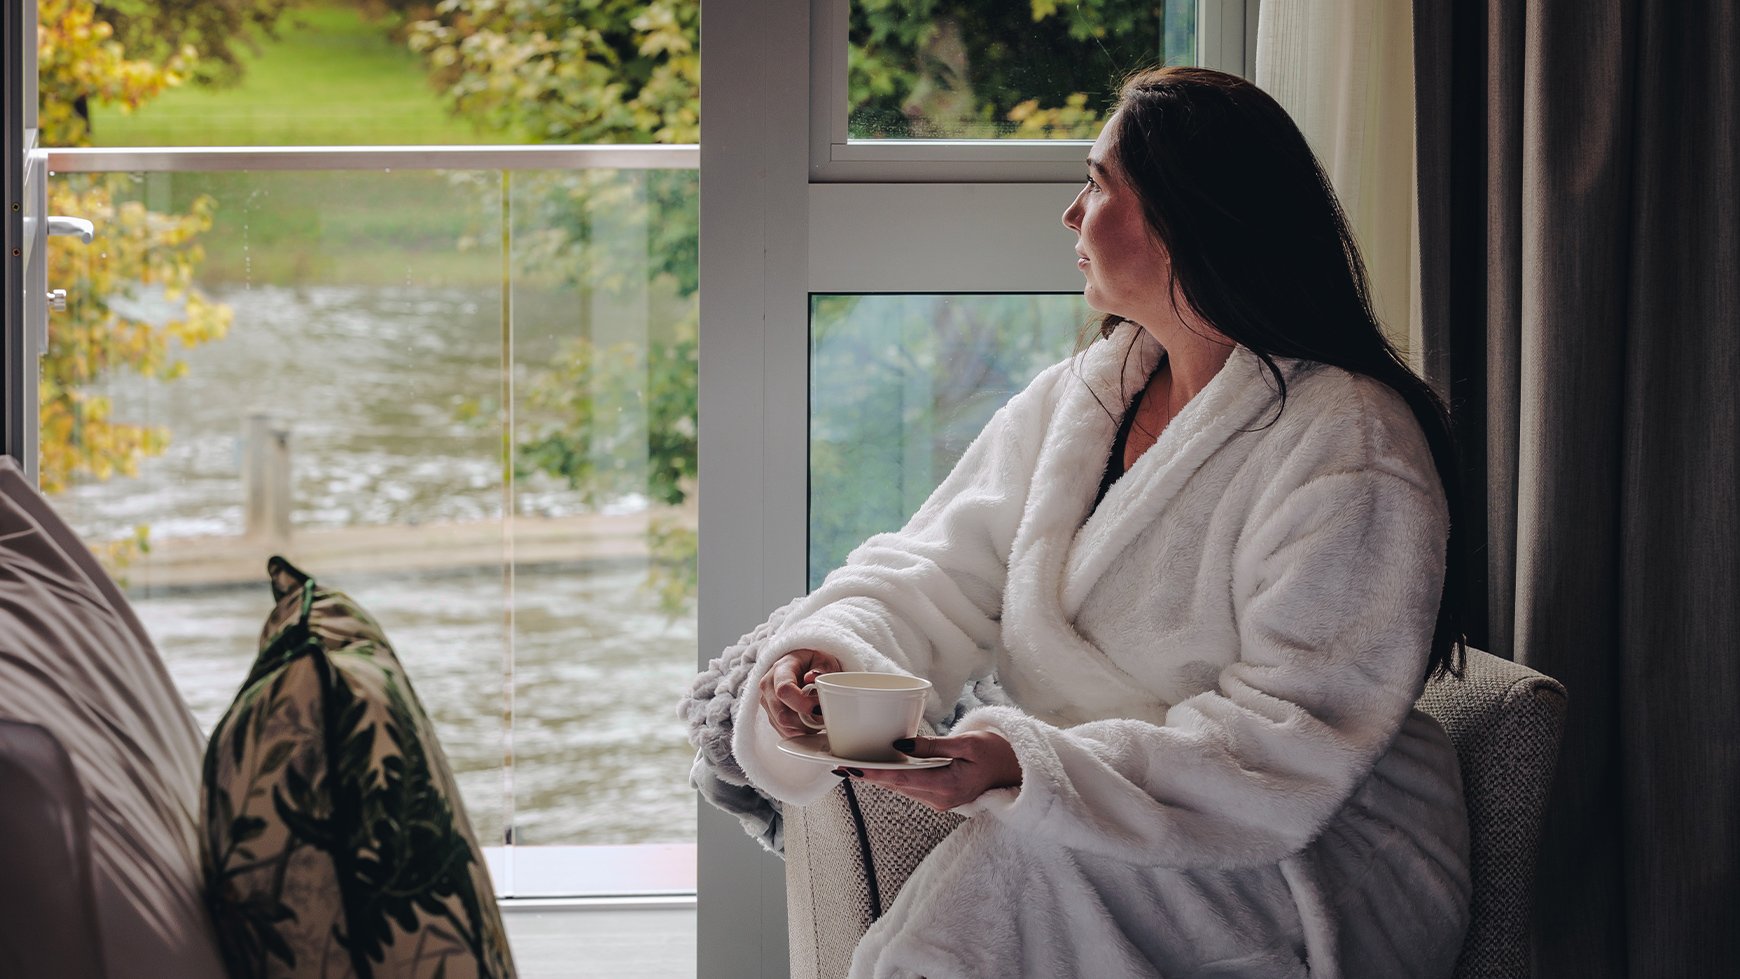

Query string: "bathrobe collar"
[[996, 323, 1311, 722]]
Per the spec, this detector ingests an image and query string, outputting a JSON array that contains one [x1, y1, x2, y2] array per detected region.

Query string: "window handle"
[[47, 216, 95, 244]]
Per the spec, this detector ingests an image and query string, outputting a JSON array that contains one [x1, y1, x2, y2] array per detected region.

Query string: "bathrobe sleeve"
[[953, 420, 1451, 869], [730, 364, 1069, 803]]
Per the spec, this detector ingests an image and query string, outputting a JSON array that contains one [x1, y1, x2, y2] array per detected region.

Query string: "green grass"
[[87, 3, 516, 147], [70, 5, 694, 295], [70, 167, 697, 291], [75, 2, 537, 287], [82, 168, 586, 289]]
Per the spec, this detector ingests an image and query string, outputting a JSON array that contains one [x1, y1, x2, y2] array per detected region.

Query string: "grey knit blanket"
[[678, 600, 1003, 856], [677, 599, 799, 855]]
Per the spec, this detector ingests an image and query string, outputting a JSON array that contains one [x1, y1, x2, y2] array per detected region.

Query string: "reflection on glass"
[[505, 168, 700, 847], [42, 167, 699, 851], [809, 294, 1088, 588], [848, 0, 1196, 140]]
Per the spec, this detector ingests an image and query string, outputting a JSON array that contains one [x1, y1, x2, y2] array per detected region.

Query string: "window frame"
[[4, 0, 42, 475], [698, 3, 1260, 975]]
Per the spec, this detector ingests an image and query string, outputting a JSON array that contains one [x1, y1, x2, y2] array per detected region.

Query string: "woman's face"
[[1062, 114, 1173, 325]]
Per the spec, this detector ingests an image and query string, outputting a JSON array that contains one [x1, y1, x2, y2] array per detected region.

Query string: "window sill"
[[484, 843, 697, 900]]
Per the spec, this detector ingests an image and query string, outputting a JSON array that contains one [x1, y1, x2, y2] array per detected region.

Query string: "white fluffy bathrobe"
[[731, 324, 1472, 978]]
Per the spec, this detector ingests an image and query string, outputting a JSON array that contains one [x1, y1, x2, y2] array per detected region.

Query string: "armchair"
[[784, 648, 1567, 979]]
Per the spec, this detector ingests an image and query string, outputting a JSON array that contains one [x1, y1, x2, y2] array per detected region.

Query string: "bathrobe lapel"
[[1064, 342, 1305, 615], [997, 326, 1304, 723]]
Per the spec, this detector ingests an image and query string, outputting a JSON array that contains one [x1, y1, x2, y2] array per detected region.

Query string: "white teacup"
[[799, 672, 931, 762]]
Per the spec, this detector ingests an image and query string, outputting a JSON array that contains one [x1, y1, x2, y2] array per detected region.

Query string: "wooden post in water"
[[243, 412, 292, 544]]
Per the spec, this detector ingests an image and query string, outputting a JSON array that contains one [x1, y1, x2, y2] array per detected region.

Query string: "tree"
[[406, 0, 1184, 144], [407, 0, 698, 145], [36, 0, 269, 565], [89, 0, 302, 87], [850, 0, 1192, 139], [37, 0, 193, 147], [406, 1, 1188, 605]]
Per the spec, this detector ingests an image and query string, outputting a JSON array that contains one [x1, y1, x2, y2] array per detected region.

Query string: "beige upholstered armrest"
[[785, 780, 962, 979], [1418, 649, 1568, 979]]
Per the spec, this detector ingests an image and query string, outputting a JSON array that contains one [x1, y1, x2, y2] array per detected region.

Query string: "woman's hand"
[[758, 648, 844, 739], [843, 731, 1023, 812]]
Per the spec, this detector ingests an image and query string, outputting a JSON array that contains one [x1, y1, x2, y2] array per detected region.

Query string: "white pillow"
[[0, 458, 226, 979]]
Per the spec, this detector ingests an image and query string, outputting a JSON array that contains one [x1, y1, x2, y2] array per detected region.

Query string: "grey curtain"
[[1414, 1, 1739, 976]]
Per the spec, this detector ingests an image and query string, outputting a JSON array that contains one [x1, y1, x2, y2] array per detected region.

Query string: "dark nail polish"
[[846, 767, 864, 777], [891, 738, 916, 753], [832, 768, 849, 778]]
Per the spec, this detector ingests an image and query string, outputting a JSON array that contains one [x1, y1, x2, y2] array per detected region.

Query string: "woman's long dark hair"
[[1104, 66, 1465, 679]]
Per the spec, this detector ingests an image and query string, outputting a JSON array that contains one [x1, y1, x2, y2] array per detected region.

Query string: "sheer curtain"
[[1255, 0, 1420, 356], [1414, 1, 1740, 976]]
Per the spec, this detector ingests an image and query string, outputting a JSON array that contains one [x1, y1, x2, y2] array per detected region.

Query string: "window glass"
[[33, 0, 701, 925], [808, 293, 1088, 587], [849, 0, 1196, 140], [44, 165, 699, 855], [504, 167, 700, 848]]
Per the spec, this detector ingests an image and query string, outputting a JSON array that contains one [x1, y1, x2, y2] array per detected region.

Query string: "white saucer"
[[776, 733, 953, 770]]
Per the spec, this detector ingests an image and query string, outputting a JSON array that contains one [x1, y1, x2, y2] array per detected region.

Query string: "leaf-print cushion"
[[200, 556, 516, 978]]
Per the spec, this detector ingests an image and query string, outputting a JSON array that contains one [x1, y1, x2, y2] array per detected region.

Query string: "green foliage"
[[499, 166, 697, 525], [506, 167, 698, 299], [37, 1, 238, 577], [38, 175, 231, 500], [96, 0, 302, 87], [37, 0, 193, 145], [460, 167, 700, 610], [517, 306, 697, 509], [406, 2, 702, 609], [408, 0, 1195, 602], [807, 295, 1083, 584], [404, 0, 703, 520], [646, 516, 698, 614], [407, 0, 699, 144], [849, 0, 1194, 138]]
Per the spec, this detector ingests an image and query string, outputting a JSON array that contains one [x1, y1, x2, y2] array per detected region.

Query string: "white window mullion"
[[698, 0, 812, 976]]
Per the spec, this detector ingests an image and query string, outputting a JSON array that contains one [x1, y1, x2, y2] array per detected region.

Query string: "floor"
[[501, 899, 697, 978]]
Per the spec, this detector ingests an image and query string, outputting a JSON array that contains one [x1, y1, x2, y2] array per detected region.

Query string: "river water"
[[52, 283, 698, 847]]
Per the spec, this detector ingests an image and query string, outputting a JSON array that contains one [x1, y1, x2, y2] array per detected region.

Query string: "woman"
[[730, 67, 1472, 978]]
